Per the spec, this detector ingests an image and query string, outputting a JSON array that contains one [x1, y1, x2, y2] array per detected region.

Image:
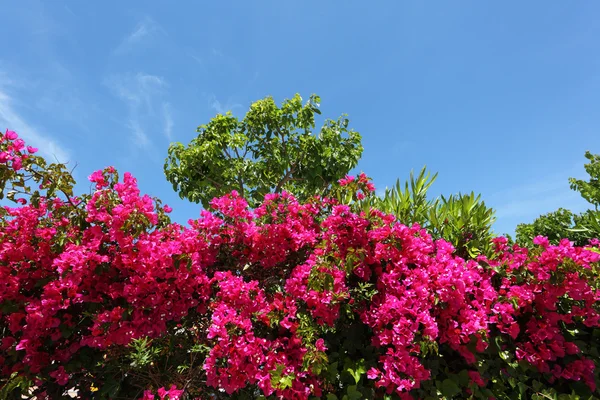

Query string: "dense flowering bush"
[[1, 129, 600, 399]]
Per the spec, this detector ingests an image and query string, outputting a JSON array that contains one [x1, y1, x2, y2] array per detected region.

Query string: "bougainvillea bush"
[[1, 129, 600, 400]]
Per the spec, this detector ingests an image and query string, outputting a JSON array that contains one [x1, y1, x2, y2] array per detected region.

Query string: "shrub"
[[1, 130, 600, 399], [368, 167, 496, 259]]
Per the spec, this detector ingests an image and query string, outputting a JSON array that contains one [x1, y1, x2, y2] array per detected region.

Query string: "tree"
[[516, 151, 600, 246], [164, 94, 363, 208], [569, 151, 600, 209], [515, 208, 599, 247]]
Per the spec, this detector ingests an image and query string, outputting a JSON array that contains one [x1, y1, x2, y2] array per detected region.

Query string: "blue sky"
[[1, 1, 599, 235]]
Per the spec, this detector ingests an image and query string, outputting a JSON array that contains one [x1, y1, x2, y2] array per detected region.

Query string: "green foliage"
[[0, 372, 33, 400], [375, 167, 438, 226], [516, 208, 600, 247], [569, 151, 600, 209], [270, 364, 296, 390], [517, 151, 600, 246], [430, 191, 496, 258], [0, 153, 76, 206], [369, 167, 496, 257], [164, 94, 363, 208], [129, 337, 162, 369], [3, 124, 598, 400]]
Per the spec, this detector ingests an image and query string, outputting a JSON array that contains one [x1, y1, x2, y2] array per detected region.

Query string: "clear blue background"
[[1, 1, 599, 235]]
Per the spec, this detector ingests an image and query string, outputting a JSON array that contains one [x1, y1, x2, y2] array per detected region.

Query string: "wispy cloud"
[[210, 98, 227, 114], [211, 48, 224, 58], [0, 5, 88, 165], [489, 165, 590, 234], [209, 95, 243, 115], [190, 54, 204, 66], [114, 17, 164, 54], [494, 191, 584, 220], [0, 89, 70, 163], [107, 72, 167, 108], [64, 5, 77, 17], [127, 119, 151, 149], [0, 69, 15, 88], [28, 61, 95, 135], [187, 47, 243, 78], [163, 102, 173, 140], [105, 72, 170, 148]]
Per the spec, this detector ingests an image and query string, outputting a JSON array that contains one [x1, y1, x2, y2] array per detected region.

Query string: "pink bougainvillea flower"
[[338, 175, 355, 186], [5, 129, 18, 140], [1, 128, 600, 399], [315, 338, 327, 352], [12, 158, 22, 170], [533, 235, 550, 248], [49, 366, 70, 386], [157, 385, 184, 399], [468, 371, 485, 387], [141, 390, 155, 400]]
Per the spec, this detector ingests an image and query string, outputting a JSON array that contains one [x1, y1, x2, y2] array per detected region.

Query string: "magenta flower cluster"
[[1, 130, 599, 399]]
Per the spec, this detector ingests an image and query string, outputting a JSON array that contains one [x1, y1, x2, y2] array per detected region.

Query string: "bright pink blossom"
[[5, 129, 18, 140], [1, 129, 599, 399]]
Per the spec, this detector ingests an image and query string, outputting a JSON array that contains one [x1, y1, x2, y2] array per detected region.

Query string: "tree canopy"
[[164, 94, 363, 208], [516, 151, 600, 246], [569, 151, 600, 209]]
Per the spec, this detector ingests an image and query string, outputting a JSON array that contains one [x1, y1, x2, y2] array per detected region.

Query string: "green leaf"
[[164, 93, 363, 208], [0, 372, 32, 399], [345, 359, 366, 384], [441, 378, 461, 398], [345, 385, 362, 400]]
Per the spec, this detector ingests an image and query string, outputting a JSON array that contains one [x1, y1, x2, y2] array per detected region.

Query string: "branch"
[[222, 144, 233, 159], [238, 175, 245, 198], [204, 175, 224, 189], [275, 163, 296, 193], [29, 168, 79, 209]]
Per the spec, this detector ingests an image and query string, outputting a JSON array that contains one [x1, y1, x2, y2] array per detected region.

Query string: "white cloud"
[[106, 72, 167, 110], [0, 90, 70, 163], [210, 98, 226, 114], [137, 73, 166, 87], [64, 5, 77, 17], [0, 70, 15, 88], [163, 102, 173, 140], [114, 17, 164, 54], [495, 191, 585, 220], [187, 47, 244, 79], [2, 57, 94, 136], [127, 119, 150, 149], [209, 95, 243, 115], [489, 165, 591, 235], [190, 54, 204, 66], [105, 72, 169, 148]]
